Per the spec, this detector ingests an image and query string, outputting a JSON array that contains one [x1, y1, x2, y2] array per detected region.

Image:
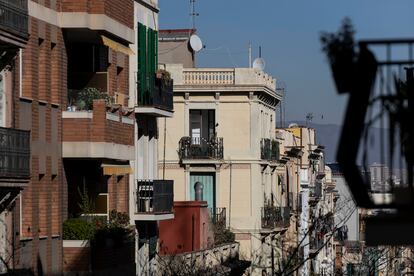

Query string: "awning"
[[101, 35, 134, 55], [101, 164, 133, 175]]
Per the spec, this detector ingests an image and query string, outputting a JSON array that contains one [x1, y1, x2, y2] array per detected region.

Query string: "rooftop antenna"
[[253, 46, 265, 71], [306, 113, 313, 126], [190, 0, 199, 30], [248, 42, 252, 68]]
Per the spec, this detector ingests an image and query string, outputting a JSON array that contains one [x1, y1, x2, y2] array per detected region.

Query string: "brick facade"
[[11, 0, 134, 274], [13, 12, 67, 274], [63, 241, 134, 274], [62, 100, 134, 146], [61, 0, 134, 28], [63, 244, 91, 273]]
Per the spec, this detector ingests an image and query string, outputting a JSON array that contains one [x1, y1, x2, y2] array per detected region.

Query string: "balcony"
[[62, 100, 134, 161], [334, 225, 348, 245], [60, 0, 134, 43], [309, 238, 324, 254], [0, 127, 30, 212], [133, 180, 174, 221], [309, 182, 322, 205], [345, 241, 361, 254], [0, 127, 30, 181], [135, 76, 174, 117], [261, 206, 290, 231], [260, 139, 280, 162], [210, 207, 226, 228], [0, 0, 29, 46], [178, 136, 223, 161], [180, 67, 277, 92]]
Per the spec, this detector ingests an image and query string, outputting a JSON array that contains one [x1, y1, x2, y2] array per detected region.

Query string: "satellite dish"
[[253, 57, 265, 71], [189, 34, 203, 52]]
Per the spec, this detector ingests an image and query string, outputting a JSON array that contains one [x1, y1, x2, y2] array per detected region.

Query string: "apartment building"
[[0, 0, 136, 274], [277, 126, 335, 275], [0, 0, 30, 273], [157, 64, 283, 274], [129, 1, 175, 275], [158, 29, 196, 68]]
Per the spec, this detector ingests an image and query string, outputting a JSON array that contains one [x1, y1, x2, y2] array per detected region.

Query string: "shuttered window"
[[137, 22, 158, 105]]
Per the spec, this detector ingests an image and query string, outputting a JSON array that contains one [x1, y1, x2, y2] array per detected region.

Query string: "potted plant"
[[156, 69, 172, 87], [320, 17, 356, 93]]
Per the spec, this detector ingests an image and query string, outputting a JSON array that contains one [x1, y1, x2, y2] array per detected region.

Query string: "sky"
[[158, 1, 414, 125]]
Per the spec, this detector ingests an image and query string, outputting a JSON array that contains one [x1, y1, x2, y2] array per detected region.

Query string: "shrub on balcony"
[[67, 87, 111, 111], [212, 223, 235, 246], [214, 228, 235, 245], [63, 218, 94, 240], [63, 210, 133, 245], [92, 210, 134, 247], [77, 87, 111, 110]]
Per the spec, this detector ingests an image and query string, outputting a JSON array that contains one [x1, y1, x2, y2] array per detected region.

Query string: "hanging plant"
[[320, 17, 356, 93]]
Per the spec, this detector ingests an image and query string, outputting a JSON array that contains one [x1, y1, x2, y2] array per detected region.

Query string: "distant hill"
[[282, 121, 390, 164]]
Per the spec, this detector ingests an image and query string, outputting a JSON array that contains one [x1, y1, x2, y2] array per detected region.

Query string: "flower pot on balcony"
[[330, 58, 355, 94], [320, 17, 356, 94]]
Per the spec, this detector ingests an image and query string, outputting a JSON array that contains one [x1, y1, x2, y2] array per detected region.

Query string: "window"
[[189, 109, 215, 144]]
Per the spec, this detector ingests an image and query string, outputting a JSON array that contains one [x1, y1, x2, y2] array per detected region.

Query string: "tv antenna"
[[306, 113, 314, 126], [190, 0, 199, 30]]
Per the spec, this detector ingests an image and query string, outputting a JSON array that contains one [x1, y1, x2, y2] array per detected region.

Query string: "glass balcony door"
[[189, 109, 215, 145]]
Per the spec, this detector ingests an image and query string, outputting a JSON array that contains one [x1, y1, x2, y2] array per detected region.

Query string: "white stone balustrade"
[[167, 64, 276, 90], [183, 68, 235, 85]]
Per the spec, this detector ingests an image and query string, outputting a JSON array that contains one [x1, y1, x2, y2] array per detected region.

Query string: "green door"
[[190, 173, 215, 210]]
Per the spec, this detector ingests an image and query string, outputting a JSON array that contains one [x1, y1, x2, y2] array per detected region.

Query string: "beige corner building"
[[158, 64, 286, 273], [277, 126, 336, 275]]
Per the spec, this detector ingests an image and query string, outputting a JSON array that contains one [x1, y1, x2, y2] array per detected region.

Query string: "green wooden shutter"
[[138, 23, 147, 105], [154, 30, 158, 70], [150, 29, 153, 99]]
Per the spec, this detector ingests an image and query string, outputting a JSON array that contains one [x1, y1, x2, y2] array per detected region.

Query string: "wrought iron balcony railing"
[[345, 241, 361, 253], [178, 136, 223, 160], [261, 206, 290, 229], [0, 127, 30, 179], [0, 0, 29, 39], [310, 237, 325, 252], [137, 76, 173, 112], [135, 180, 174, 214], [260, 138, 280, 161], [334, 225, 348, 244], [310, 181, 322, 200], [210, 207, 226, 228]]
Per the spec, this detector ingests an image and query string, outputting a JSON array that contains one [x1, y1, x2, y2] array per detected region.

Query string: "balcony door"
[[189, 173, 215, 210], [189, 110, 215, 144]]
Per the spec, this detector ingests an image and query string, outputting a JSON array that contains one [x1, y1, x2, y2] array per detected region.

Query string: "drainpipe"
[[162, 117, 166, 179], [271, 234, 275, 275], [192, 214, 195, 251], [229, 160, 232, 228]]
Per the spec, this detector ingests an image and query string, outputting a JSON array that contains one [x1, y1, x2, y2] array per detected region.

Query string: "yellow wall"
[[219, 103, 251, 156]]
